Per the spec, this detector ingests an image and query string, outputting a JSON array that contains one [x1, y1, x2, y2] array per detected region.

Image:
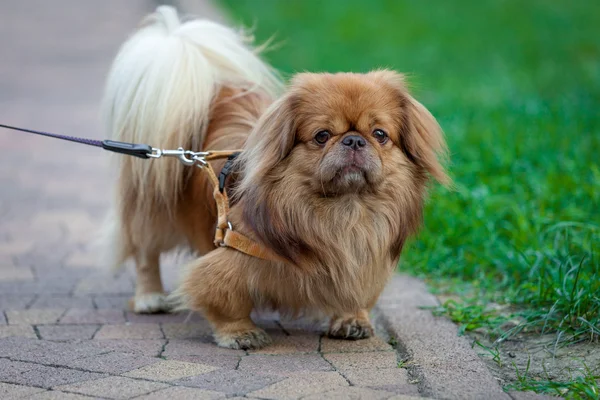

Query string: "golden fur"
[[102, 6, 449, 349]]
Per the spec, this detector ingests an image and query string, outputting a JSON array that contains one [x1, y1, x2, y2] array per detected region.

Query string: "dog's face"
[[239, 70, 448, 198], [288, 72, 411, 195]]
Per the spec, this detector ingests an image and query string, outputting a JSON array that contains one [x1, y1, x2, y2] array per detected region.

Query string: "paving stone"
[[248, 331, 319, 355], [125, 311, 201, 324], [30, 295, 94, 309], [30, 211, 87, 229], [177, 369, 283, 396], [54, 376, 170, 399], [162, 322, 214, 340], [94, 323, 163, 339], [0, 337, 108, 365], [507, 391, 560, 400], [37, 324, 100, 340], [0, 221, 63, 247], [302, 386, 396, 399], [247, 371, 348, 400], [0, 325, 37, 338], [134, 386, 226, 400], [324, 351, 398, 371], [64, 250, 103, 269], [60, 309, 125, 324], [0, 266, 35, 282], [66, 351, 159, 374], [28, 391, 100, 400], [0, 382, 46, 398], [73, 274, 134, 296], [342, 367, 410, 387], [6, 309, 65, 325], [91, 339, 167, 357], [93, 295, 130, 309], [167, 354, 241, 370], [0, 251, 12, 264], [30, 213, 97, 248], [0, 279, 75, 294], [31, 267, 92, 281], [0, 240, 34, 256], [124, 359, 218, 381], [372, 385, 422, 396], [0, 358, 36, 381], [238, 354, 334, 376], [13, 248, 70, 272], [321, 336, 394, 353], [164, 339, 244, 357], [5, 364, 106, 388], [0, 294, 35, 309], [62, 215, 104, 246]]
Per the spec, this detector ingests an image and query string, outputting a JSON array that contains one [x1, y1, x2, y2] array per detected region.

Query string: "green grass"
[[508, 358, 599, 399], [218, 0, 599, 392]]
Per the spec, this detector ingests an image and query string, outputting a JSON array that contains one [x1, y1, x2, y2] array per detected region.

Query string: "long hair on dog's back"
[[100, 6, 280, 312]]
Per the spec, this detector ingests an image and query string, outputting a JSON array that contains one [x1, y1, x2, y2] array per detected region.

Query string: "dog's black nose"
[[341, 135, 366, 150]]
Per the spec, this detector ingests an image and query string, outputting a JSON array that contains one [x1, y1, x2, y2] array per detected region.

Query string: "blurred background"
[[0, 0, 598, 393]]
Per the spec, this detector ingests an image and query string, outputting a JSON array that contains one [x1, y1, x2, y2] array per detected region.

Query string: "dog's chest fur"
[[247, 194, 401, 314]]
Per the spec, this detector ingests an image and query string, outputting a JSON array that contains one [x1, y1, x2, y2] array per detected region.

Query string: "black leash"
[[0, 123, 153, 159], [0, 123, 242, 187]]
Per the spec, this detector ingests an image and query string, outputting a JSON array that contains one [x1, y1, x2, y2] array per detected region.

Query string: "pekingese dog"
[[101, 6, 449, 349]]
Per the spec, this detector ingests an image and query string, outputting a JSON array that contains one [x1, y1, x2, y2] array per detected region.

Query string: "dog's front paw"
[[130, 292, 172, 314], [328, 316, 374, 340], [215, 328, 272, 350]]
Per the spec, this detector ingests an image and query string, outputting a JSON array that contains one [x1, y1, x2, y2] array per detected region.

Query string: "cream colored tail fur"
[[100, 6, 280, 268]]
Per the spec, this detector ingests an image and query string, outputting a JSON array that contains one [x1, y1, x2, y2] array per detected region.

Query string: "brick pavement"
[[0, 1, 555, 399]]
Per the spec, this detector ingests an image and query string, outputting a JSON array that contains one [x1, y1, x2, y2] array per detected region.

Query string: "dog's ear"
[[235, 92, 298, 193], [404, 95, 451, 185], [370, 70, 451, 186]]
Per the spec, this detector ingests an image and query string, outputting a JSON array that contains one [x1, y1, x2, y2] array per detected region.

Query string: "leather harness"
[[203, 150, 283, 262]]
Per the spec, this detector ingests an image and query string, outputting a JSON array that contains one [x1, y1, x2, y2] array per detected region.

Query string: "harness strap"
[[202, 151, 283, 262], [222, 230, 283, 261]]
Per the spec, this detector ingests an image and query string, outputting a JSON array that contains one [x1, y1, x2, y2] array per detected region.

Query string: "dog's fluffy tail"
[[101, 6, 280, 267]]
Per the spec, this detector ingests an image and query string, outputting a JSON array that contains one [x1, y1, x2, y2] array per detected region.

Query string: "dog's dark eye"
[[373, 129, 388, 144], [314, 130, 331, 145]]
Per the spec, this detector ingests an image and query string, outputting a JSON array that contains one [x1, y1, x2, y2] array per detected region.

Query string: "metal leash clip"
[[148, 147, 210, 167]]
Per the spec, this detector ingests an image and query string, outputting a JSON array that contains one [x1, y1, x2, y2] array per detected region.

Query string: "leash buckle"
[[149, 147, 209, 167]]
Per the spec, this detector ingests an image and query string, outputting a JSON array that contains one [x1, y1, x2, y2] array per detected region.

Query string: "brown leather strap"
[[202, 150, 282, 263], [222, 230, 284, 261], [204, 150, 243, 161]]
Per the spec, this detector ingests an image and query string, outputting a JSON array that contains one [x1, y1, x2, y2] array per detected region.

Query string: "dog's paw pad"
[[131, 293, 172, 314], [216, 328, 272, 350], [328, 317, 374, 340]]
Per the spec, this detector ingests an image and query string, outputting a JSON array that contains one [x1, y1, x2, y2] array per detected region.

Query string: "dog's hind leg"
[[178, 248, 272, 350], [130, 249, 171, 313]]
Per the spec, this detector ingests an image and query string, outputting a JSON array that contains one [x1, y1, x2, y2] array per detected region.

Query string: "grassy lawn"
[[218, 0, 599, 396]]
